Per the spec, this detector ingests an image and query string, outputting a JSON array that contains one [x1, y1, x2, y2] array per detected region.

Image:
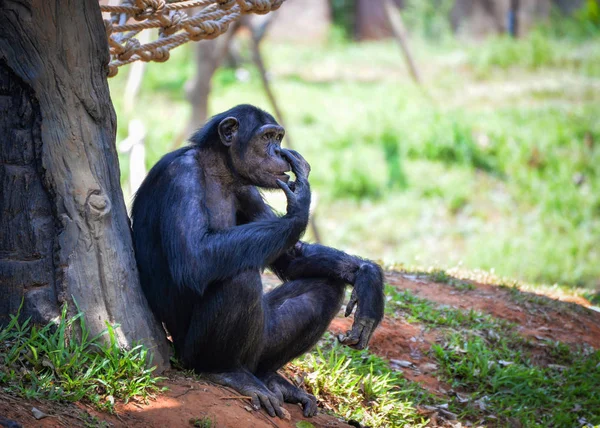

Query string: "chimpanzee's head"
[[216, 105, 290, 188]]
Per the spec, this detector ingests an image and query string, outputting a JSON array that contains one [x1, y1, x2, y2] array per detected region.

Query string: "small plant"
[[329, 0, 355, 42], [0, 302, 164, 412], [469, 31, 556, 75], [330, 145, 388, 200], [381, 130, 408, 191], [429, 269, 475, 290], [406, 112, 501, 175], [82, 413, 110, 428], [403, 0, 454, 42], [540, 0, 600, 40], [189, 416, 214, 427]]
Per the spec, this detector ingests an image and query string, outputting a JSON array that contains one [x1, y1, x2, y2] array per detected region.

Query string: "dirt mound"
[[0, 380, 350, 428], [1, 270, 599, 427]]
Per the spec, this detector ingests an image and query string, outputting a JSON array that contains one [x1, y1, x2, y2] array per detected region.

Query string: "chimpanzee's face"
[[218, 117, 290, 188]]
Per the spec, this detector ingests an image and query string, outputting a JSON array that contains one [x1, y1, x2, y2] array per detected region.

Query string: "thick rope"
[[100, 0, 284, 77]]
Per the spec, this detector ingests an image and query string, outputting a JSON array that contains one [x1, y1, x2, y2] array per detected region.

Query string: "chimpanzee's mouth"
[[274, 173, 290, 182]]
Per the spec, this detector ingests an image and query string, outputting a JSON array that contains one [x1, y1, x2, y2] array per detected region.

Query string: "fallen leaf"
[[548, 364, 567, 371], [455, 392, 469, 403], [390, 359, 415, 369], [438, 408, 457, 420], [487, 329, 500, 340], [474, 396, 489, 411], [281, 408, 291, 421], [420, 363, 438, 373]]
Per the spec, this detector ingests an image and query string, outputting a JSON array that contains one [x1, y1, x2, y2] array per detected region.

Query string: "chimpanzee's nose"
[[274, 146, 281, 156]]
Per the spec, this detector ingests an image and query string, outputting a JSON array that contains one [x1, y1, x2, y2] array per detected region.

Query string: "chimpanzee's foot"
[[203, 371, 285, 418], [260, 372, 318, 417]]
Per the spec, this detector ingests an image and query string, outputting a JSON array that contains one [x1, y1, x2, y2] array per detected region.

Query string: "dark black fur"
[[131, 104, 384, 418]]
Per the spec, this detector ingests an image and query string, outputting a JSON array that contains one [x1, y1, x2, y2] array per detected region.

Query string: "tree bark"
[[0, 0, 169, 371]]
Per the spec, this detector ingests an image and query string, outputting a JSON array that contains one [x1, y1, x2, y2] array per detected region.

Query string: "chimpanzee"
[[131, 104, 384, 418]]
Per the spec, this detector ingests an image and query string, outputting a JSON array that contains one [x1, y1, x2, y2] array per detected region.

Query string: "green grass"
[[383, 278, 600, 426], [0, 303, 163, 412], [385, 285, 513, 331], [291, 334, 431, 428], [188, 416, 215, 427], [406, 268, 476, 291], [295, 279, 599, 426], [433, 333, 600, 426]]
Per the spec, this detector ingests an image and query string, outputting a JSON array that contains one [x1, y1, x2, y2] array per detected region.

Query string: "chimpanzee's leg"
[[179, 270, 265, 371], [178, 271, 286, 418], [258, 277, 345, 371], [255, 277, 346, 416]]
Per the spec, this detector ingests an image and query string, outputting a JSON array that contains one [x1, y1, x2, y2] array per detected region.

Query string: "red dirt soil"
[[385, 271, 600, 349], [0, 380, 351, 428], [1, 271, 599, 427]]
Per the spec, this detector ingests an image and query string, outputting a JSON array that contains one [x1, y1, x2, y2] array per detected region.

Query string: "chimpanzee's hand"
[[338, 263, 385, 350], [279, 148, 311, 193], [276, 149, 311, 225]]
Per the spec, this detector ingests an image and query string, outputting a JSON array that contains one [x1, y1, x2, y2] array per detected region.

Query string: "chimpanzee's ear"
[[218, 117, 239, 147]]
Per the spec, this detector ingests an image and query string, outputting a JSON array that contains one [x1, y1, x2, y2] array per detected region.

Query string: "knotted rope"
[[100, 0, 285, 77]]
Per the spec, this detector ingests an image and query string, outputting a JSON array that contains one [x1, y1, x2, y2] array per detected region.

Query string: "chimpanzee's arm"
[[237, 181, 384, 349], [238, 187, 383, 285], [273, 241, 385, 348], [236, 186, 380, 286], [270, 243, 377, 284], [160, 157, 308, 296]]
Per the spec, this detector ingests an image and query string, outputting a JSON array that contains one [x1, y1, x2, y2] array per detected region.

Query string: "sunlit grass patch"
[[0, 304, 164, 412], [385, 285, 513, 331], [291, 335, 432, 428], [433, 333, 600, 426]]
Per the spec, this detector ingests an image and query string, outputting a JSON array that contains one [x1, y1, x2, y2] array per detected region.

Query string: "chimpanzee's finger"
[[251, 392, 261, 410], [287, 149, 309, 169], [276, 179, 294, 200], [280, 149, 300, 171], [351, 319, 376, 350], [268, 383, 284, 405], [258, 393, 276, 417], [281, 149, 309, 180], [352, 329, 373, 350], [269, 395, 285, 418], [288, 149, 311, 178], [280, 148, 297, 163], [345, 290, 358, 317], [302, 395, 318, 417], [338, 326, 361, 346]]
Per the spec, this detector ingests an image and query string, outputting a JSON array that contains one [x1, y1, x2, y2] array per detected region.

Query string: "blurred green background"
[[109, 0, 600, 293]]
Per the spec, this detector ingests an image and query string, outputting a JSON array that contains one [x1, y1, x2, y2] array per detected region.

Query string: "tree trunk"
[[355, 0, 404, 40], [0, 0, 169, 371]]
